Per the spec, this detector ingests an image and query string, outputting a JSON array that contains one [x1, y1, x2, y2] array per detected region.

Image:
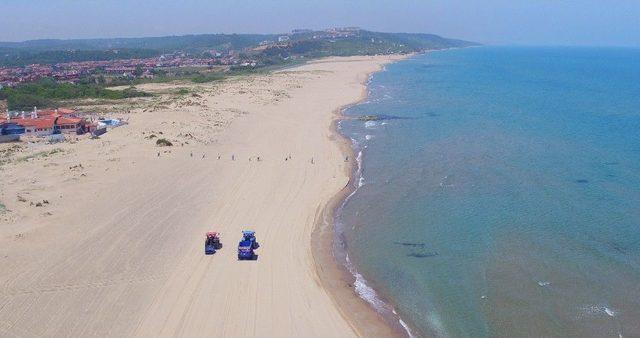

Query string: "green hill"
[[0, 29, 477, 67]]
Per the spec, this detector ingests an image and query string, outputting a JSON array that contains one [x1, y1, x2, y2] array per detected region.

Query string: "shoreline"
[[1, 55, 409, 337], [311, 55, 414, 338]]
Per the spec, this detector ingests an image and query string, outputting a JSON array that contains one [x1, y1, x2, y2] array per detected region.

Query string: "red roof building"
[[14, 115, 85, 135]]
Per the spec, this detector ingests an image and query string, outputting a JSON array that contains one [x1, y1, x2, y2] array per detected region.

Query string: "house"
[[55, 116, 85, 133], [14, 115, 85, 136], [14, 118, 54, 136]]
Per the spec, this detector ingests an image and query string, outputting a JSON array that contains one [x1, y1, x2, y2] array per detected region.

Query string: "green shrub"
[[156, 138, 173, 147]]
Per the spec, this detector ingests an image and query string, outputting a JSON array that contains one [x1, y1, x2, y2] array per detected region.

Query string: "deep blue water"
[[338, 46, 640, 337]]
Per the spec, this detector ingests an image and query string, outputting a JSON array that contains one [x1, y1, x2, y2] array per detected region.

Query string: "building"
[[14, 118, 54, 136], [278, 35, 290, 42], [12, 108, 85, 136]]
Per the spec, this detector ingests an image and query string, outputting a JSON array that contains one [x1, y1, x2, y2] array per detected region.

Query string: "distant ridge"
[[0, 29, 478, 67], [0, 30, 476, 51]]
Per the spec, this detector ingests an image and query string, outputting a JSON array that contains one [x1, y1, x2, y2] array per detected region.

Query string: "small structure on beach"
[[10, 107, 87, 136]]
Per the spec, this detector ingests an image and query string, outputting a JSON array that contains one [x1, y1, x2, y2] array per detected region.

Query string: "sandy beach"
[[0, 56, 403, 337]]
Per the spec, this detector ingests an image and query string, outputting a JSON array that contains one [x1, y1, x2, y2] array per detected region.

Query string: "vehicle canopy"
[[242, 230, 255, 237], [206, 231, 219, 238]]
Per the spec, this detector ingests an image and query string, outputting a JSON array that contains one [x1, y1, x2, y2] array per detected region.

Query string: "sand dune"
[[0, 56, 401, 337]]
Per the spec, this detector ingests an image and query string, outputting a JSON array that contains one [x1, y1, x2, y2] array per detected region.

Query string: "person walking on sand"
[[157, 152, 160, 157], [202, 154, 205, 159], [311, 157, 314, 164], [232, 155, 235, 161]]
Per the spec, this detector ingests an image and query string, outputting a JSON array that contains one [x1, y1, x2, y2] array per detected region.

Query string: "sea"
[[336, 46, 640, 337]]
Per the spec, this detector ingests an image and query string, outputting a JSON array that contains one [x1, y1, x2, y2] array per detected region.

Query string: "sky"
[[1, 0, 639, 46]]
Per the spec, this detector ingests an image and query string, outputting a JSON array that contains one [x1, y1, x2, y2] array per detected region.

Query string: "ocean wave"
[[351, 270, 388, 309], [345, 254, 417, 338], [366, 73, 374, 86], [336, 144, 418, 338], [364, 121, 378, 129], [398, 317, 417, 338], [355, 150, 365, 187], [578, 304, 618, 318], [350, 137, 360, 148]]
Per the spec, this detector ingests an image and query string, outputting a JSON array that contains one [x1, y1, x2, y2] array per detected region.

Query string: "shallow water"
[[337, 46, 640, 337]]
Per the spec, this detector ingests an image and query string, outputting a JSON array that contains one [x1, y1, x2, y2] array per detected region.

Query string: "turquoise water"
[[338, 47, 640, 337]]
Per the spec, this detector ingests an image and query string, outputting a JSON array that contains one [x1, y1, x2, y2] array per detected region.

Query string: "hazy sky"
[[1, 0, 639, 46]]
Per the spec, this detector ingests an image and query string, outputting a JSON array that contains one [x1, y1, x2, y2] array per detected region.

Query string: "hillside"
[[0, 29, 477, 67]]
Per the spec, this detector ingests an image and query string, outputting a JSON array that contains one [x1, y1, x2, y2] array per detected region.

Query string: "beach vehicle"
[[0, 122, 25, 143], [237, 230, 259, 260], [205, 231, 222, 255], [90, 125, 107, 138]]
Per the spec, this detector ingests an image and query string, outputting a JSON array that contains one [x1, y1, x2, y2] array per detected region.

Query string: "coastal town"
[[0, 51, 253, 87], [0, 27, 364, 88]]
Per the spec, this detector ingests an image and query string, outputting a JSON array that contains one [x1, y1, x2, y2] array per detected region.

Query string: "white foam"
[[355, 150, 364, 187], [365, 134, 373, 140], [344, 254, 418, 338], [605, 307, 616, 317], [353, 272, 387, 310], [355, 150, 363, 174], [537, 281, 551, 287], [342, 150, 365, 204], [398, 318, 417, 338], [350, 137, 359, 148], [364, 121, 378, 129], [579, 304, 618, 318]]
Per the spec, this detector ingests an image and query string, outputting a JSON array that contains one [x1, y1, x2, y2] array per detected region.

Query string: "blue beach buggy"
[[238, 230, 259, 260]]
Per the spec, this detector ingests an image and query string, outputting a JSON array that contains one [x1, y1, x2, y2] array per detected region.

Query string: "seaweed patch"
[[394, 241, 426, 248], [407, 252, 439, 258]]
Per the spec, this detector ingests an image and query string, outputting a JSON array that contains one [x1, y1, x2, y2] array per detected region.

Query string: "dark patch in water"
[[357, 114, 413, 122], [610, 241, 627, 254], [425, 112, 440, 117], [377, 114, 413, 121], [575, 179, 589, 184], [603, 162, 619, 166], [407, 252, 439, 258], [394, 241, 426, 248]]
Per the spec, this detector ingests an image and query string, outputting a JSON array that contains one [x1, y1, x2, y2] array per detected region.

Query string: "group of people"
[[159, 150, 351, 164]]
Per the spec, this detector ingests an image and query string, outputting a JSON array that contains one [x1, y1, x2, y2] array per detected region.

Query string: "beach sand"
[[0, 56, 403, 337]]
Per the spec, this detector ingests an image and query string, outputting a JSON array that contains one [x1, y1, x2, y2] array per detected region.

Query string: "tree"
[[134, 65, 144, 77]]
